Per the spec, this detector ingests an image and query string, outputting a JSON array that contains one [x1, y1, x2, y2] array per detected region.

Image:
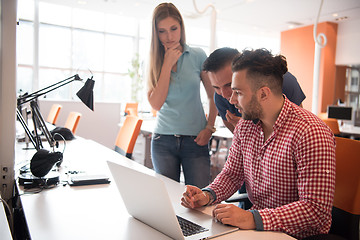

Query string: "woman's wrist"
[[205, 124, 216, 133], [162, 61, 174, 72]]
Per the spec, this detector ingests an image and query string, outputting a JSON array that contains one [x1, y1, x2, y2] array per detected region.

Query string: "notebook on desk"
[[107, 161, 238, 240]]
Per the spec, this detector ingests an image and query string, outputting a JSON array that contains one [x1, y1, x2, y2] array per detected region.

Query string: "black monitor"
[[327, 106, 352, 120]]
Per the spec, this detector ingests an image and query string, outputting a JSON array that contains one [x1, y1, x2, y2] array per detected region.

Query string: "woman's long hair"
[[147, 3, 186, 91]]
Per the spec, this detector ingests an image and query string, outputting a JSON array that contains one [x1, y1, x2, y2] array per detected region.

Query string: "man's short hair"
[[203, 47, 239, 72], [232, 48, 288, 95]]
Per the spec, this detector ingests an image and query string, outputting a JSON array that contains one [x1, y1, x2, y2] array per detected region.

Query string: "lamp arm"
[[17, 74, 81, 106], [16, 108, 37, 149], [16, 100, 56, 151], [16, 73, 94, 152], [31, 101, 55, 149]]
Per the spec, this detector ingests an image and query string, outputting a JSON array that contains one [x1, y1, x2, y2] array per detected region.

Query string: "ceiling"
[[41, 0, 360, 37]]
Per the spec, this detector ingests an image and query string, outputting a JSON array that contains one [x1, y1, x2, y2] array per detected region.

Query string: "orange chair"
[[318, 112, 328, 121], [114, 115, 143, 159], [329, 137, 360, 240], [64, 112, 82, 134], [322, 118, 340, 135], [46, 104, 62, 125], [124, 102, 138, 116]]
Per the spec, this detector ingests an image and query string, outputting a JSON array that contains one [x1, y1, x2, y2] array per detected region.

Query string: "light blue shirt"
[[154, 44, 207, 136]]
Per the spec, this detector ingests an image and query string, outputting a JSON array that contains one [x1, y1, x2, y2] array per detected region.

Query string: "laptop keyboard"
[[176, 215, 209, 237]]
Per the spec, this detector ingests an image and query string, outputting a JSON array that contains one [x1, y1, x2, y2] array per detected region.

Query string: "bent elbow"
[[152, 105, 161, 112], [148, 101, 162, 112]]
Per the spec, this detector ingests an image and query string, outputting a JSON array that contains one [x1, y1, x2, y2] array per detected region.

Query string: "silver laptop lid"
[[107, 160, 184, 239], [107, 160, 238, 240]]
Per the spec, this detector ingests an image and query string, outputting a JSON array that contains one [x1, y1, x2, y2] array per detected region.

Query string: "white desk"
[[139, 119, 234, 169], [339, 124, 360, 139], [140, 118, 233, 140], [14, 138, 294, 240]]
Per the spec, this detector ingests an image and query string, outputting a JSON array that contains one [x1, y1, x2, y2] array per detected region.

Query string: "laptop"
[[107, 161, 238, 240]]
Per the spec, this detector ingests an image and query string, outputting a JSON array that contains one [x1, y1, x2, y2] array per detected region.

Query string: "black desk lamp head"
[[76, 76, 95, 111], [31, 149, 63, 177]]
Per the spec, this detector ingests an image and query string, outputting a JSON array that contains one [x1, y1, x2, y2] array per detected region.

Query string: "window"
[[39, 24, 72, 68], [17, 0, 144, 103], [17, 20, 34, 94]]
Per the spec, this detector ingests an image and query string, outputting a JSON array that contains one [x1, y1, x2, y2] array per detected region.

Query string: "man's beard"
[[238, 95, 262, 121]]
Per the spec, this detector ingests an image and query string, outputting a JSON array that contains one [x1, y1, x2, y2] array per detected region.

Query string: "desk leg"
[[210, 137, 232, 181], [13, 187, 31, 240], [225, 138, 232, 159], [144, 133, 153, 169]]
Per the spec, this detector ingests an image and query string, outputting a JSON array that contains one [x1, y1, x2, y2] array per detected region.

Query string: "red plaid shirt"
[[208, 97, 336, 239]]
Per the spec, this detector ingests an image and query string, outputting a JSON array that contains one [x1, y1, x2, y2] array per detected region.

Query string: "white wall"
[[0, 0, 17, 201], [336, 18, 360, 66], [39, 99, 122, 149]]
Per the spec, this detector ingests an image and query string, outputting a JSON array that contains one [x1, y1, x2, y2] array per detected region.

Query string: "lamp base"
[[18, 171, 60, 189]]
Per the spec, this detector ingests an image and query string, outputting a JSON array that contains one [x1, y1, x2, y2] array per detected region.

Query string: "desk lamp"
[[17, 74, 94, 186]]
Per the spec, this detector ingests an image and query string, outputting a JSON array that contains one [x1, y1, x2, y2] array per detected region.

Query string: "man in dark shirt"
[[203, 47, 306, 133]]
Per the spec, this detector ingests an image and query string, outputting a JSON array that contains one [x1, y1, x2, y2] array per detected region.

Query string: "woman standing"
[[147, 3, 217, 188]]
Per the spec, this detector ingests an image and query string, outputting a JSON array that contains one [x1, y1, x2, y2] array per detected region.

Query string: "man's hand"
[[225, 110, 241, 128], [212, 204, 256, 230], [181, 185, 209, 209]]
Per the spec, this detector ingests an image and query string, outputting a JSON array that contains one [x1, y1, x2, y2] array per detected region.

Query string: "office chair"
[[114, 115, 143, 159], [322, 118, 341, 136], [64, 112, 82, 134], [226, 137, 360, 240], [46, 104, 62, 125], [318, 112, 328, 121], [319, 113, 351, 138], [305, 136, 360, 240], [124, 102, 138, 116], [328, 136, 360, 240]]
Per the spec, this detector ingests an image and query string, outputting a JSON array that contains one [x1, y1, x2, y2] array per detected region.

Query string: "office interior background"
[[15, 0, 287, 150], [16, 0, 283, 105], [15, 0, 360, 109], [1, 0, 360, 201], [15, 0, 360, 142]]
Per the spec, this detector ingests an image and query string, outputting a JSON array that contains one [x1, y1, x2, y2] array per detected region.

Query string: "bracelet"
[[202, 190, 215, 206], [205, 124, 216, 133]]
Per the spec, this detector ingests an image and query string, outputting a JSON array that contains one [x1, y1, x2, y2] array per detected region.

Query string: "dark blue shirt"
[[215, 72, 306, 120]]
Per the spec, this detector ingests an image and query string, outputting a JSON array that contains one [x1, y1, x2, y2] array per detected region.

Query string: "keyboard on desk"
[[176, 215, 209, 237]]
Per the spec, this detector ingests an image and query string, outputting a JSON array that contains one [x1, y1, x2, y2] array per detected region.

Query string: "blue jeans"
[[151, 134, 210, 188]]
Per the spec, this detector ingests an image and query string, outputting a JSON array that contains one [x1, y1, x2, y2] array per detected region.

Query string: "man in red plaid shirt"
[[181, 48, 336, 239]]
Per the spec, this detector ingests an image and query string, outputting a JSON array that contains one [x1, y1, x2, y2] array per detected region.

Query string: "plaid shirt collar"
[[273, 95, 291, 133]]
